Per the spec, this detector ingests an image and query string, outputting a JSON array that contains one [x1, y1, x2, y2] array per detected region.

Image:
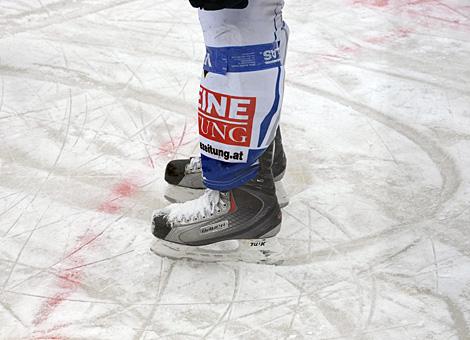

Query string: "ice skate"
[[152, 146, 284, 265], [164, 128, 289, 208]]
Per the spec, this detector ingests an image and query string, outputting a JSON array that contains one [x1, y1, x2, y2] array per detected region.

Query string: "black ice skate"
[[151, 144, 284, 264], [164, 127, 289, 207]]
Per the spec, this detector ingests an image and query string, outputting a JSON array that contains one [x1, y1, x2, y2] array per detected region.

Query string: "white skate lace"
[[167, 189, 228, 223], [186, 157, 201, 173]]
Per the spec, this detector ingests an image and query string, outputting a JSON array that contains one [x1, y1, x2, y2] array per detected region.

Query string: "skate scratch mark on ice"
[[414, 255, 463, 277], [162, 115, 176, 151], [303, 201, 354, 240], [359, 272, 377, 337], [123, 62, 145, 89], [204, 267, 240, 340], [225, 299, 294, 325], [363, 112, 400, 166], [138, 105, 157, 169], [307, 207, 313, 260], [0, 77, 4, 114], [436, 0, 470, 20], [0, 0, 142, 39], [403, 1, 470, 31], [354, 0, 470, 22], [285, 274, 358, 338], [6, 214, 79, 240], [429, 238, 440, 293], [283, 209, 342, 257], [294, 48, 470, 96], [62, 249, 134, 271], [288, 80, 460, 217], [350, 269, 366, 338], [122, 104, 158, 168], [4, 290, 133, 305], [230, 278, 356, 338], [0, 257, 54, 281], [5, 289, 310, 308], [278, 273, 308, 340], [175, 120, 189, 157], [358, 239, 422, 274], [126, 112, 161, 168], [414, 13, 470, 29], [0, 192, 19, 201], [125, 105, 153, 139], [367, 58, 468, 94], [133, 260, 175, 340], [154, 122, 197, 158], [3, 90, 72, 238], [1, 205, 49, 294], [71, 94, 88, 148], [232, 309, 301, 339], [377, 275, 469, 340], [7, 215, 126, 292], [0, 299, 27, 329], [0, 194, 29, 221], [0, 65, 194, 119]]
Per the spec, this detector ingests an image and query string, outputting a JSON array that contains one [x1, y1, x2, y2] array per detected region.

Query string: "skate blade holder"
[[151, 238, 284, 265]]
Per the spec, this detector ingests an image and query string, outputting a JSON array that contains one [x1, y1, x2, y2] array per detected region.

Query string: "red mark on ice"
[[353, 0, 389, 7], [32, 232, 97, 339], [114, 180, 138, 197], [99, 179, 139, 214], [152, 121, 198, 159], [365, 27, 414, 45], [31, 327, 71, 340]]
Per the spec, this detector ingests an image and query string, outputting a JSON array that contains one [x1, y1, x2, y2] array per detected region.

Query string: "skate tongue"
[[186, 157, 202, 173], [167, 189, 221, 222]]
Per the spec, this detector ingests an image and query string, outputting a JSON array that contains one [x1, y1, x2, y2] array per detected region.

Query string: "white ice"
[[1, 0, 470, 339]]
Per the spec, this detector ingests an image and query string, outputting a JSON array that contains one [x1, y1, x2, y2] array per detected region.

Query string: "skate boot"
[[151, 144, 284, 264], [164, 127, 289, 207]]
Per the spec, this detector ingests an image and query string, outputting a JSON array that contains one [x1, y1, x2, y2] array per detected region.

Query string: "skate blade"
[[150, 237, 284, 265], [164, 181, 290, 208]]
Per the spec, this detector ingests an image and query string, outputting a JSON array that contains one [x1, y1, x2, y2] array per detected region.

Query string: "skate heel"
[[275, 181, 289, 208], [260, 224, 281, 238], [238, 236, 284, 265], [274, 169, 286, 182]]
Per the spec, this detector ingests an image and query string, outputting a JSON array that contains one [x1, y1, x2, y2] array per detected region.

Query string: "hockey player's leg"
[[152, 0, 288, 264], [163, 1, 290, 206]]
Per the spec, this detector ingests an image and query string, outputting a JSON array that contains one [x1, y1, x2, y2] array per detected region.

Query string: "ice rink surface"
[[1, 0, 470, 339]]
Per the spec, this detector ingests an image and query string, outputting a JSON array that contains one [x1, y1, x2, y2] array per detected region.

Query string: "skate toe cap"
[[165, 160, 188, 185], [152, 214, 172, 240]]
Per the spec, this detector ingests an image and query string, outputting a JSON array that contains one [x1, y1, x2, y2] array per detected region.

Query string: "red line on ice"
[[31, 233, 96, 339], [32, 177, 141, 336]]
